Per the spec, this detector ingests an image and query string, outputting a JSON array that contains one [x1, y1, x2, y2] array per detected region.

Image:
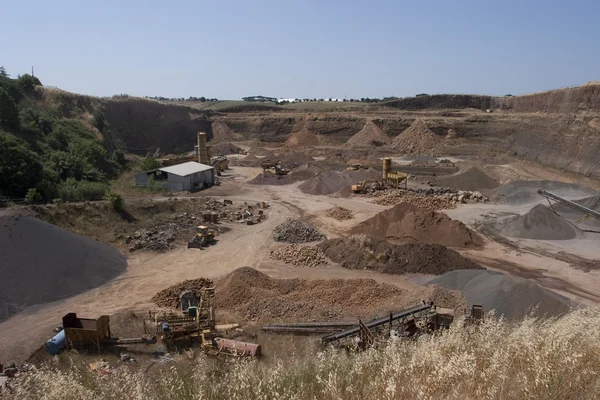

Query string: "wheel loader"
[[352, 180, 383, 194], [187, 225, 216, 249]]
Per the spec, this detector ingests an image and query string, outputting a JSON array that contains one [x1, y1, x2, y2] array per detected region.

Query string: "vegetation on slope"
[[6, 308, 599, 399], [0, 68, 126, 203]]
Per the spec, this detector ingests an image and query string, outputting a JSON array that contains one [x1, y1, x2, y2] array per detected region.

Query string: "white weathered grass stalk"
[[7, 308, 600, 399]]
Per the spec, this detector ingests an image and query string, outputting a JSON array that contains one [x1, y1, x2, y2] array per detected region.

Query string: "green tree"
[[0, 135, 43, 198], [92, 109, 106, 132], [0, 88, 19, 129], [16, 74, 42, 92], [0, 67, 8, 78], [140, 157, 162, 171]]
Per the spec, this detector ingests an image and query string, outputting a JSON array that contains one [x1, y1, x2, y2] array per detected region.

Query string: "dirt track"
[[1, 163, 600, 362]]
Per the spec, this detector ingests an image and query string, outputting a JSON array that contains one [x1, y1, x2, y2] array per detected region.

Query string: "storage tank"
[[45, 329, 65, 355], [197, 132, 209, 164], [382, 157, 392, 180]]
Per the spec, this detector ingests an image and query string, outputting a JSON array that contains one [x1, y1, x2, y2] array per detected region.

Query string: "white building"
[[135, 161, 215, 191]]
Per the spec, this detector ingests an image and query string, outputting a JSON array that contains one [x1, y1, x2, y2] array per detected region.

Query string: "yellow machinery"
[[382, 158, 408, 189], [352, 180, 383, 193], [188, 225, 216, 248]]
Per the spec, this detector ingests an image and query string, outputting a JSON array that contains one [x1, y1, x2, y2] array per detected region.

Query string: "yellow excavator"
[[352, 180, 384, 194]]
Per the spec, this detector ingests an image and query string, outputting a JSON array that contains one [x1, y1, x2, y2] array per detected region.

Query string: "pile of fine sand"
[[299, 169, 381, 195], [428, 269, 575, 320], [350, 203, 483, 248], [0, 214, 126, 322], [501, 204, 580, 240], [284, 127, 320, 148], [211, 119, 235, 142]]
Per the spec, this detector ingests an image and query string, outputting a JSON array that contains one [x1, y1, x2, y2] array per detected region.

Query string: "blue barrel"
[[45, 330, 65, 355]]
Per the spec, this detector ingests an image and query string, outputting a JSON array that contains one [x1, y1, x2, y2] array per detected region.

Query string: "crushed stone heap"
[[273, 220, 325, 243]]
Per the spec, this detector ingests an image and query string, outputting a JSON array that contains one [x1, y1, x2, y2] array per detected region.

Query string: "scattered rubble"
[[126, 199, 268, 252], [325, 206, 354, 220], [269, 244, 328, 267], [152, 278, 214, 308], [273, 220, 325, 243]]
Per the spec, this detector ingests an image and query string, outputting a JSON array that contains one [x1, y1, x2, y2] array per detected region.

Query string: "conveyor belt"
[[538, 189, 600, 221], [321, 303, 432, 343]]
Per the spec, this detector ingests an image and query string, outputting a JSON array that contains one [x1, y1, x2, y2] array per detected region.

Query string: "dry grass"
[[7, 308, 600, 399]]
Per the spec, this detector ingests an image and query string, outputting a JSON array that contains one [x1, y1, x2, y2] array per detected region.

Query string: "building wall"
[[167, 173, 189, 191], [164, 169, 214, 191]]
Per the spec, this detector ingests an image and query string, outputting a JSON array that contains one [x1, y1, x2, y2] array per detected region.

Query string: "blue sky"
[[1, 0, 598, 99]]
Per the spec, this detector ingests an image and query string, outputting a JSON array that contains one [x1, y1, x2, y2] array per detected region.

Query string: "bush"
[[140, 157, 162, 171], [0, 87, 19, 129], [16, 74, 42, 92], [56, 178, 108, 202], [105, 192, 124, 212], [24, 188, 42, 204], [0, 135, 43, 198]]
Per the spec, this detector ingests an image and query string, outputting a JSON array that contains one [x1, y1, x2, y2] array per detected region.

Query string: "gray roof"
[[159, 161, 214, 177]]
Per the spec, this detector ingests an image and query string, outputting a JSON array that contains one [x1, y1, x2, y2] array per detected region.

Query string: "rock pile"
[[273, 220, 325, 243], [325, 206, 354, 220], [214, 267, 465, 321], [269, 244, 328, 267], [392, 119, 440, 154], [152, 278, 214, 308], [369, 191, 457, 210]]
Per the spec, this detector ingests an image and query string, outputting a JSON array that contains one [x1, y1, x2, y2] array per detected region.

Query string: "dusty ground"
[[1, 157, 600, 363]]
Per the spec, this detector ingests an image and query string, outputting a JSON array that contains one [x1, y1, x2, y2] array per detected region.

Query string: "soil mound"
[[0, 214, 126, 322], [248, 171, 296, 185], [392, 119, 440, 154], [211, 119, 235, 142], [319, 237, 482, 275], [329, 186, 353, 198], [278, 152, 314, 168], [487, 180, 598, 205], [152, 278, 214, 309], [210, 142, 243, 155], [284, 127, 320, 148], [214, 267, 465, 321], [299, 168, 381, 195], [428, 269, 575, 320], [350, 203, 482, 248], [289, 163, 325, 180], [346, 120, 391, 147], [273, 220, 325, 243], [501, 204, 580, 240], [325, 206, 353, 220], [436, 167, 499, 191]]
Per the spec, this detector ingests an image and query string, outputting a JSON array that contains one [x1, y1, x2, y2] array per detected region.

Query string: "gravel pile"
[[273, 220, 325, 243], [501, 204, 580, 240], [428, 269, 575, 320], [392, 119, 440, 155], [248, 171, 297, 185], [346, 120, 391, 147], [350, 203, 483, 248], [269, 244, 328, 267], [318, 236, 483, 275], [325, 206, 354, 220], [487, 180, 598, 205], [0, 214, 126, 322], [214, 267, 465, 321], [211, 118, 235, 142], [152, 278, 214, 308], [284, 127, 320, 147], [299, 169, 381, 195]]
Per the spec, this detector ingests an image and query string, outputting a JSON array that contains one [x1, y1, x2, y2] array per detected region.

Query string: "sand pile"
[[214, 267, 465, 321], [248, 171, 296, 185], [329, 153, 347, 163], [487, 180, 598, 205], [0, 214, 126, 322], [290, 163, 325, 180], [299, 169, 381, 195], [278, 152, 314, 168], [329, 186, 353, 198], [211, 119, 235, 142], [284, 127, 320, 148], [350, 203, 482, 248], [346, 120, 391, 147], [319, 237, 482, 275], [436, 167, 499, 191], [210, 142, 243, 155], [428, 269, 575, 320], [392, 119, 440, 154], [325, 206, 354, 220], [152, 278, 214, 309], [273, 220, 325, 243], [501, 204, 580, 240], [269, 244, 328, 268]]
